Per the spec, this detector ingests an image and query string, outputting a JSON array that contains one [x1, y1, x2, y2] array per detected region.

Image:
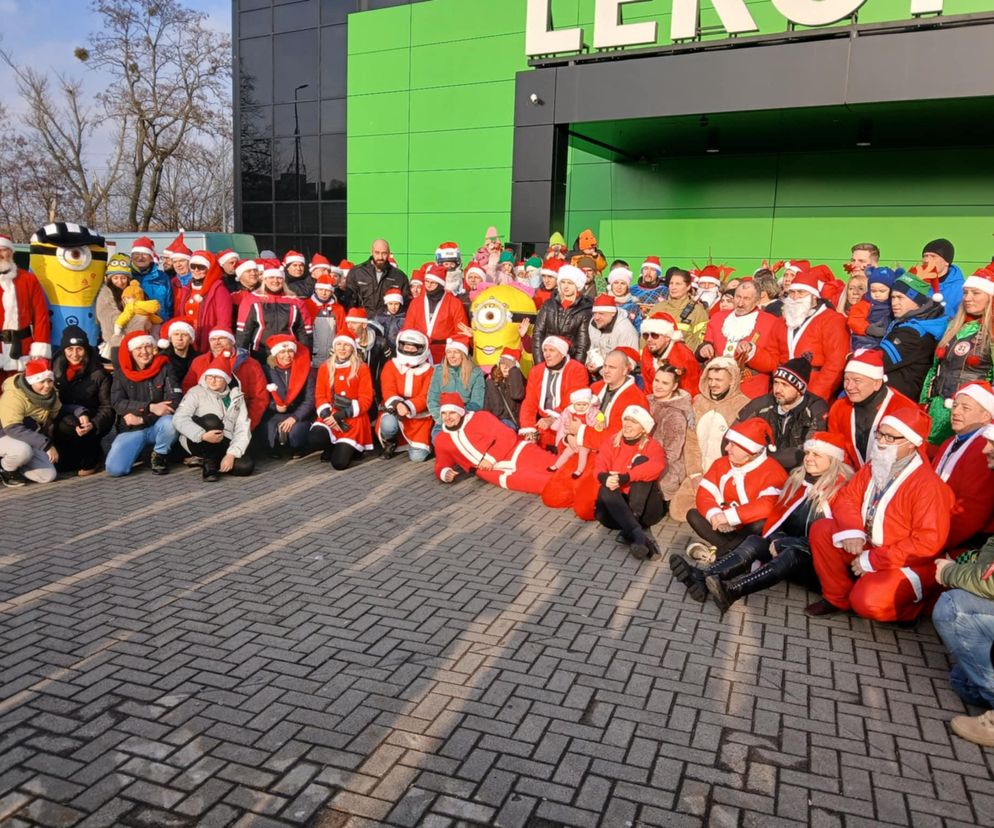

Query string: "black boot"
[[707, 549, 753, 582], [202, 461, 220, 483], [707, 562, 787, 612], [669, 553, 708, 602], [380, 436, 397, 459], [150, 451, 168, 475]]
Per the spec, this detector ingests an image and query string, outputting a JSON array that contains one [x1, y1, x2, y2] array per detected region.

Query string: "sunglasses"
[[190, 263, 208, 271]]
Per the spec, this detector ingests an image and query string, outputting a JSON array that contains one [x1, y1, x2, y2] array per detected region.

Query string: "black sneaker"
[[202, 464, 219, 483], [0, 468, 26, 488], [380, 438, 396, 459], [150, 451, 169, 475]]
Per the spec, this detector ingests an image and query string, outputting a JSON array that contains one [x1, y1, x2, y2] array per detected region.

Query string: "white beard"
[[782, 295, 814, 329], [445, 270, 464, 294], [698, 288, 719, 308], [721, 309, 758, 344], [0, 260, 14, 275], [869, 441, 899, 493]]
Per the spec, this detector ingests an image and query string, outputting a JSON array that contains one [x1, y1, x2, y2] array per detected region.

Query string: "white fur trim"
[[440, 403, 465, 416], [127, 334, 156, 351], [218, 251, 238, 264], [25, 367, 54, 384], [189, 254, 210, 269], [982, 423, 994, 442], [802, 438, 846, 462], [608, 268, 633, 285], [543, 336, 569, 357], [858, 550, 875, 573], [724, 428, 763, 454], [557, 265, 586, 288], [29, 342, 51, 359], [622, 405, 653, 432], [963, 276, 994, 296], [445, 338, 469, 356], [204, 368, 231, 382], [208, 329, 236, 343], [236, 260, 258, 276], [283, 254, 306, 265], [832, 529, 866, 547], [843, 360, 885, 381], [130, 245, 154, 256], [269, 340, 298, 357], [955, 383, 994, 415], [879, 414, 924, 446]]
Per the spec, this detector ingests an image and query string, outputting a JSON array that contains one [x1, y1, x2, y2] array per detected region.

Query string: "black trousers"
[[52, 414, 108, 471], [595, 482, 666, 545], [308, 426, 359, 470], [686, 509, 765, 556], [187, 414, 254, 476]]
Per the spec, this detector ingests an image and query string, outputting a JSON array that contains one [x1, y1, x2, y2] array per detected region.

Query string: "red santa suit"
[[932, 429, 994, 552], [183, 346, 269, 430], [518, 355, 590, 449], [403, 289, 469, 364], [0, 266, 51, 371], [434, 409, 554, 494], [810, 452, 954, 623], [695, 452, 788, 529], [701, 308, 786, 398], [312, 359, 375, 452], [594, 433, 666, 495], [781, 273, 848, 401], [376, 358, 433, 453], [640, 341, 700, 397], [172, 253, 233, 353], [827, 386, 916, 468]]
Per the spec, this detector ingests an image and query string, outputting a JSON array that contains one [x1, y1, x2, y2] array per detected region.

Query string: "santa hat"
[[189, 251, 212, 270], [802, 431, 847, 463], [641, 256, 662, 274], [314, 272, 336, 289], [439, 392, 466, 416], [409, 270, 425, 287], [157, 318, 195, 349], [332, 331, 357, 350], [695, 269, 722, 287], [556, 264, 586, 288], [131, 236, 155, 257], [345, 308, 368, 324], [570, 388, 593, 405], [725, 418, 775, 454], [208, 328, 236, 344], [964, 266, 994, 297], [235, 259, 258, 277], [641, 312, 682, 340], [310, 253, 333, 273], [435, 242, 460, 263], [24, 358, 54, 385], [217, 249, 237, 266], [786, 270, 821, 297], [608, 267, 633, 286], [844, 349, 886, 382], [266, 334, 298, 357], [165, 232, 191, 260], [339, 259, 354, 274], [592, 294, 619, 313], [262, 259, 285, 279], [383, 289, 404, 305], [540, 258, 563, 278], [0, 234, 14, 251], [203, 353, 233, 383], [543, 335, 570, 357], [445, 335, 470, 356], [124, 332, 156, 351], [616, 347, 641, 371], [485, 226, 500, 240], [622, 405, 654, 433], [773, 357, 812, 394], [499, 347, 521, 365], [782, 259, 810, 275], [949, 380, 994, 416], [424, 264, 448, 287], [879, 405, 931, 447], [283, 250, 306, 266], [464, 262, 486, 281]]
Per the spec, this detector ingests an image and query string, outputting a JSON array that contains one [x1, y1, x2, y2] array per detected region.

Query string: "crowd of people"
[[1, 226, 994, 747]]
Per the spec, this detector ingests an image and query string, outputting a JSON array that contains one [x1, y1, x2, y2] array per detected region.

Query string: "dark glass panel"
[[320, 133, 346, 200], [241, 203, 274, 235], [321, 201, 346, 234], [274, 136, 320, 200], [274, 0, 319, 31], [300, 203, 320, 234], [240, 106, 272, 140], [320, 25, 347, 99], [239, 37, 273, 107], [320, 99, 346, 133], [320, 236, 347, 261], [274, 101, 320, 136], [273, 30, 319, 102], [275, 203, 299, 233], [239, 8, 271, 38], [240, 139, 273, 201]]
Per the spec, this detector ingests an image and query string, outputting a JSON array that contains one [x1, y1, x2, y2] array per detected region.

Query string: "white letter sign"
[[526, 0, 583, 56], [670, 0, 759, 41], [593, 0, 658, 49], [769, 0, 868, 26]]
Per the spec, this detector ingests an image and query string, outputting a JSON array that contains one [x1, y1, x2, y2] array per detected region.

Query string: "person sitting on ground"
[[734, 357, 828, 471], [679, 418, 788, 568], [261, 334, 315, 459], [806, 404, 954, 621], [678, 432, 852, 608], [308, 332, 375, 470], [377, 329, 434, 462], [105, 331, 182, 477], [482, 346, 526, 430], [0, 359, 62, 487], [52, 325, 113, 476], [648, 364, 694, 510], [594, 405, 666, 561], [427, 336, 485, 437], [173, 354, 254, 482]]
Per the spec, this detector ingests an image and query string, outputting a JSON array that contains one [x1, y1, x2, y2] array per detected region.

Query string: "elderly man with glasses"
[[806, 404, 954, 622]]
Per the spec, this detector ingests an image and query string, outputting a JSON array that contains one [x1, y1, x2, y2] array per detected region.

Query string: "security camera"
[[529, 93, 540, 104]]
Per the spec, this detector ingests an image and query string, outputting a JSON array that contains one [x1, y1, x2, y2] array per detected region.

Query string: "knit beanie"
[[865, 266, 903, 290], [498, 250, 515, 265], [922, 238, 955, 264], [773, 357, 812, 394], [892, 272, 932, 306], [60, 325, 89, 349]]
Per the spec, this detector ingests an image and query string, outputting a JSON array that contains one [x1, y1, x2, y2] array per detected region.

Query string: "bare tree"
[[78, 0, 231, 231]]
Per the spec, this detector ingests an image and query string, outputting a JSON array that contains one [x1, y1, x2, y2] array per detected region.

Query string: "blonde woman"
[[308, 331, 374, 469], [426, 336, 484, 438]]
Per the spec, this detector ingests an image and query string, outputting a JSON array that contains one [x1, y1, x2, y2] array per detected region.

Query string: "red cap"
[[439, 392, 466, 415], [725, 418, 775, 454]]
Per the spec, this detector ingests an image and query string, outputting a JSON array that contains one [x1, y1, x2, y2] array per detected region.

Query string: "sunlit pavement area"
[[1, 457, 992, 828]]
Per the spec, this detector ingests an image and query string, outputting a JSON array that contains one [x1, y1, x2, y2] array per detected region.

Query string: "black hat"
[[922, 238, 954, 264], [773, 357, 812, 394], [60, 325, 89, 350]]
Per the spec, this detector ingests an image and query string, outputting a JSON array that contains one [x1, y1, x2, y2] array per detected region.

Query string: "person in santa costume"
[[0, 358, 61, 486], [586, 293, 639, 379], [259, 334, 315, 459], [778, 268, 848, 401], [345, 307, 391, 398], [229, 259, 261, 326], [533, 259, 560, 311], [806, 404, 954, 621], [165, 232, 192, 287], [640, 311, 700, 396], [676, 432, 852, 608], [172, 250, 232, 353], [433, 392, 554, 495], [282, 250, 314, 299], [593, 404, 666, 561], [308, 331, 374, 469], [305, 272, 347, 368], [698, 279, 786, 398], [378, 329, 433, 462], [129, 236, 172, 319], [827, 349, 917, 468], [532, 264, 593, 366], [518, 335, 589, 449], [402, 263, 469, 364], [237, 260, 312, 359], [0, 233, 51, 380], [931, 381, 994, 553], [217, 248, 239, 287], [182, 328, 269, 433]]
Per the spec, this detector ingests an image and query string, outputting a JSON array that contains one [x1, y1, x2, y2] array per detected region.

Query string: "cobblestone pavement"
[[1, 455, 992, 828]]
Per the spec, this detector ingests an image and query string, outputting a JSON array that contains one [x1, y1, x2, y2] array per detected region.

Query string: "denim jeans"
[[105, 416, 178, 477], [380, 413, 431, 462], [933, 588, 994, 708]]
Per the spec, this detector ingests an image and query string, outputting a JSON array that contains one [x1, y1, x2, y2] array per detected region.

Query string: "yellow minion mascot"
[[470, 285, 536, 376], [29, 222, 108, 346]]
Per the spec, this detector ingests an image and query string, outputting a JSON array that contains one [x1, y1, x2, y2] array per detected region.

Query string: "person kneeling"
[[701, 432, 852, 611], [173, 355, 254, 482], [594, 405, 666, 561], [0, 359, 62, 487]]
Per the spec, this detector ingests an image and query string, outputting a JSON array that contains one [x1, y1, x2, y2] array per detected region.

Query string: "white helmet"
[[395, 329, 430, 367]]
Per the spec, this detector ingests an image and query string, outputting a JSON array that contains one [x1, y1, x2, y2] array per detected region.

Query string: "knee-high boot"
[[706, 545, 801, 612]]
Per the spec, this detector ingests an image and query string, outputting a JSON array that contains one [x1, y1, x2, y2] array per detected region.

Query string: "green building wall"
[[347, 0, 994, 275]]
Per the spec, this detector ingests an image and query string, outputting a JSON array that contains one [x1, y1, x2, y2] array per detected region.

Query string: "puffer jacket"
[[110, 351, 183, 432], [0, 374, 64, 450], [735, 391, 828, 471], [648, 390, 694, 500], [879, 300, 947, 401], [53, 346, 114, 436], [533, 295, 594, 366], [173, 376, 252, 458]]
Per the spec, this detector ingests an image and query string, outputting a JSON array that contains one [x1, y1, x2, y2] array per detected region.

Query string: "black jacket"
[[483, 367, 526, 426], [736, 391, 828, 470], [53, 347, 114, 436], [110, 356, 183, 432], [880, 302, 946, 401], [263, 364, 316, 422], [285, 274, 315, 300], [532, 295, 594, 366], [345, 259, 410, 316]]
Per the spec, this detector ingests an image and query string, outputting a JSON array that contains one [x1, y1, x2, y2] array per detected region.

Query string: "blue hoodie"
[[133, 262, 173, 316], [934, 264, 965, 324]]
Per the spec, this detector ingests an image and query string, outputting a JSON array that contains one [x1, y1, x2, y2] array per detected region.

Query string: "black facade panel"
[[513, 125, 558, 182]]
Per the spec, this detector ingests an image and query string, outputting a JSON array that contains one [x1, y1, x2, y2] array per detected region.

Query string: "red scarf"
[[66, 363, 83, 382], [268, 348, 311, 407], [119, 348, 169, 382]]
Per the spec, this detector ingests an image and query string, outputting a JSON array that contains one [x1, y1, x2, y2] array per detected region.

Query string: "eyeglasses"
[[874, 430, 906, 444], [645, 332, 666, 339]]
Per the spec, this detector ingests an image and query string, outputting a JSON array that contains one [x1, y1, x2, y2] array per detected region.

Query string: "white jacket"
[[586, 314, 640, 370], [174, 377, 252, 458]]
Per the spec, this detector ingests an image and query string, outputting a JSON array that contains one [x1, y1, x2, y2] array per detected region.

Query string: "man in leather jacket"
[[345, 239, 411, 315]]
